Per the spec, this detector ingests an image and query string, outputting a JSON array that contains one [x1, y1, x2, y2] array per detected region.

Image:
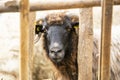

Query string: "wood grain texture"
[[78, 8, 93, 80], [0, 0, 120, 13], [99, 0, 113, 80], [20, 0, 29, 80], [28, 12, 36, 80]]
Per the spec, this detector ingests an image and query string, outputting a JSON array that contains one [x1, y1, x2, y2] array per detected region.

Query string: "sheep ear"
[[35, 24, 44, 34], [65, 13, 79, 29], [35, 18, 45, 34], [71, 22, 79, 29]]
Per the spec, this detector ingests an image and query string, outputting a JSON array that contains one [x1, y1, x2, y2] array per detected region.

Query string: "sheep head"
[[35, 13, 79, 63]]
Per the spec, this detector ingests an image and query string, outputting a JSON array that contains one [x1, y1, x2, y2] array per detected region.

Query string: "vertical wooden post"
[[20, 0, 29, 80], [28, 12, 36, 80], [99, 0, 113, 80], [78, 8, 93, 80]]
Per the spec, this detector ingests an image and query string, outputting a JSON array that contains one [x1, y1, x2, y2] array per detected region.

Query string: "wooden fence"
[[0, 0, 117, 80], [0, 0, 120, 12]]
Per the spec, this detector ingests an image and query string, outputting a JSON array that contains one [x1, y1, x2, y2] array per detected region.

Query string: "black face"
[[45, 25, 71, 63], [35, 14, 79, 63]]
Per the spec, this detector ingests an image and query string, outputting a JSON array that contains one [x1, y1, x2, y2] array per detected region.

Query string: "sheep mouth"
[[49, 49, 65, 63], [52, 57, 63, 63]]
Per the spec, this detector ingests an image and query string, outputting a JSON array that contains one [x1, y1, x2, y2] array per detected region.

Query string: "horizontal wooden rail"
[[0, 0, 120, 13]]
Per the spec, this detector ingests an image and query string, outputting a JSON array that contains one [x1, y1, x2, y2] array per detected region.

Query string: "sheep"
[[33, 13, 79, 80], [33, 12, 120, 80], [93, 27, 120, 80], [0, 51, 19, 80]]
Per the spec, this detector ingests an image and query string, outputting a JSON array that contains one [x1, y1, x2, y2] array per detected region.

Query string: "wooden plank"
[[28, 12, 36, 80], [78, 8, 93, 80], [19, 0, 29, 80], [0, 0, 120, 13], [99, 0, 113, 79]]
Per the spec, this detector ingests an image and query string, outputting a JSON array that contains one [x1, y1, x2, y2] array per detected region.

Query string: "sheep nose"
[[50, 42, 63, 53], [50, 48, 63, 54]]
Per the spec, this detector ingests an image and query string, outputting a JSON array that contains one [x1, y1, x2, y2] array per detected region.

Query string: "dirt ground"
[[0, 6, 120, 80]]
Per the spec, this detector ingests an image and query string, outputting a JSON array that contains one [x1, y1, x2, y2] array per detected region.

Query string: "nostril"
[[50, 48, 63, 53], [50, 50, 55, 53], [57, 49, 62, 53]]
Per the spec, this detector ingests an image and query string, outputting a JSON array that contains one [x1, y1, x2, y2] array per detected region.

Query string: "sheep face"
[[35, 14, 79, 63], [45, 25, 72, 63]]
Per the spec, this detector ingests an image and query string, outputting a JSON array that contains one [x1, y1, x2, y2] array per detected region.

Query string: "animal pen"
[[0, 0, 120, 80]]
